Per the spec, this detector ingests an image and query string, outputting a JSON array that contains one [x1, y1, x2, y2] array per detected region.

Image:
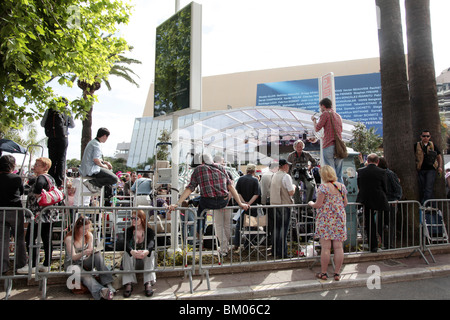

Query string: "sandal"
[[144, 282, 154, 297], [123, 283, 133, 298], [316, 272, 328, 280], [101, 288, 114, 300], [334, 273, 341, 281]]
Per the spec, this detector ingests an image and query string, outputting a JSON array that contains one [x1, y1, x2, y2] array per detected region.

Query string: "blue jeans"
[[418, 169, 436, 204], [323, 145, 344, 183], [65, 252, 113, 300]]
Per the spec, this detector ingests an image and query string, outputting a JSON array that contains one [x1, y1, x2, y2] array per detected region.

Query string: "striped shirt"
[[314, 110, 343, 148], [187, 164, 231, 198]]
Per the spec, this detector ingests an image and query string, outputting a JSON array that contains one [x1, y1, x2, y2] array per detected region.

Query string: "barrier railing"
[[0, 208, 35, 300], [1, 199, 447, 299], [193, 201, 424, 286], [419, 199, 450, 263]]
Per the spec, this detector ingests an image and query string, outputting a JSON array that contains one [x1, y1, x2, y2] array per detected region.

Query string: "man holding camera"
[[287, 139, 317, 204]]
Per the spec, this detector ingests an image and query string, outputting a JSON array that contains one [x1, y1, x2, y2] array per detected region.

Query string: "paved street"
[[262, 274, 450, 300]]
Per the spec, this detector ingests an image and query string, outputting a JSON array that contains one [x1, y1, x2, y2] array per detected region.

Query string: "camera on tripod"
[[292, 163, 314, 181]]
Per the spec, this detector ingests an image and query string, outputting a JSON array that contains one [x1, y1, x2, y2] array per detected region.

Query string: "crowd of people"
[[0, 100, 447, 299]]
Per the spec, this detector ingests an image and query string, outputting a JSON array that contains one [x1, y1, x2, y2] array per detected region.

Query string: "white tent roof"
[[178, 106, 357, 154]]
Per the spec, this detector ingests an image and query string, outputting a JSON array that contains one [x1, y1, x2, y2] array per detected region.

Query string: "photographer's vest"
[[269, 170, 294, 205], [416, 141, 438, 170]]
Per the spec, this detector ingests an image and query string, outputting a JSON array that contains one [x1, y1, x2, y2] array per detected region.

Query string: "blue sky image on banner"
[[256, 73, 383, 135]]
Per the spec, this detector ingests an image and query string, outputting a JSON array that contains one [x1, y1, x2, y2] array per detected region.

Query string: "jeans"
[[122, 251, 156, 285], [65, 252, 113, 300], [418, 169, 436, 204], [181, 210, 196, 245], [323, 145, 344, 184]]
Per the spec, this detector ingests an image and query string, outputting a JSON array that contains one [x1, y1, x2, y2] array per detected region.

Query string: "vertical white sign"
[[317, 73, 336, 164]]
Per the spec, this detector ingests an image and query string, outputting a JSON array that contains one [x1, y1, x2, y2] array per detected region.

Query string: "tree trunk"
[[78, 80, 101, 159], [376, 0, 419, 201], [405, 0, 445, 199]]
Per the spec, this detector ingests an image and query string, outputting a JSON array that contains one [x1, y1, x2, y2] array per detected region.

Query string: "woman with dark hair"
[[64, 215, 115, 300], [122, 210, 156, 298], [0, 155, 26, 274]]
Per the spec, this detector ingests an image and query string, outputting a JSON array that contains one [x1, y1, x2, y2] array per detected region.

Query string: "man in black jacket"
[[41, 100, 75, 188], [356, 153, 389, 252]]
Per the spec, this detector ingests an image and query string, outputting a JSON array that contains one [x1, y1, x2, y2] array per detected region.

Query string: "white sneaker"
[[17, 265, 35, 274], [38, 265, 50, 272], [107, 283, 116, 293], [83, 180, 100, 193]]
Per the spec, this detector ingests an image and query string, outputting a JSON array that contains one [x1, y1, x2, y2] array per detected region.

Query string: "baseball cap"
[[279, 159, 292, 166]]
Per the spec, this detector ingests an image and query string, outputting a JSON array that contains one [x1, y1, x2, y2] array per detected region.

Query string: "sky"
[[29, 0, 450, 162]]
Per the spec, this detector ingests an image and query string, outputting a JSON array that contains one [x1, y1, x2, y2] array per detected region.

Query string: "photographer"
[[287, 140, 317, 204]]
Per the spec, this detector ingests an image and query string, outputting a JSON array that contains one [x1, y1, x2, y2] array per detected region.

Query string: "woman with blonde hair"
[[19, 157, 61, 274], [308, 165, 348, 281], [64, 215, 115, 300]]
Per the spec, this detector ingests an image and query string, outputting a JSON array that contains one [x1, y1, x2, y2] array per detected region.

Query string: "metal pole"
[[175, 0, 180, 12], [170, 115, 180, 252]]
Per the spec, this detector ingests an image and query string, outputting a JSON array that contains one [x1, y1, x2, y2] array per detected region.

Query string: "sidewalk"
[[2, 248, 450, 300]]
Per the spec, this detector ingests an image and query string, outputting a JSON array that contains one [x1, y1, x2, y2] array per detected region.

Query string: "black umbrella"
[[0, 139, 27, 154]]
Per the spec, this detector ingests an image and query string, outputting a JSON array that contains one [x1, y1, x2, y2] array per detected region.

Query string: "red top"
[[315, 110, 343, 148]]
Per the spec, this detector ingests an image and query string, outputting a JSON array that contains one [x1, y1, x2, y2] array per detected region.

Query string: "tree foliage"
[[349, 122, 383, 155], [0, 0, 132, 128]]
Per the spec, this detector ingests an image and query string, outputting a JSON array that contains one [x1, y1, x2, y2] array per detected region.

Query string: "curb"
[[173, 264, 450, 300]]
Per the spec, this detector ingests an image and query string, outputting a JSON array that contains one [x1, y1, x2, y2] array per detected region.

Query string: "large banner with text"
[[256, 73, 383, 135]]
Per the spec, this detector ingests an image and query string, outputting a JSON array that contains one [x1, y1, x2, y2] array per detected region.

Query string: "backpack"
[[44, 109, 66, 138]]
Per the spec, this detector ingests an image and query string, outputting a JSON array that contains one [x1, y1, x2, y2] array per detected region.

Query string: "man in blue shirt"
[[131, 172, 152, 206], [79, 127, 119, 193]]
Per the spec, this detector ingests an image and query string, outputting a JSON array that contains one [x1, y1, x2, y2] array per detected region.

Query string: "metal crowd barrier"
[[1, 199, 449, 299], [0, 208, 35, 300], [419, 199, 450, 264]]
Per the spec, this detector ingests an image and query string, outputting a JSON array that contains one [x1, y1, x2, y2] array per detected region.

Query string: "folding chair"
[[242, 214, 268, 259], [423, 207, 449, 245]]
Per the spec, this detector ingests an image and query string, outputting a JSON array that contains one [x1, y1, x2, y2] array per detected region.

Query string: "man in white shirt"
[[79, 127, 119, 193], [269, 159, 296, 259]]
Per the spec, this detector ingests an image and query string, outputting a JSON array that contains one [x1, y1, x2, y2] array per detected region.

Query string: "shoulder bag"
[[329, 112, 348, 159], [37, 174, 65, 206]]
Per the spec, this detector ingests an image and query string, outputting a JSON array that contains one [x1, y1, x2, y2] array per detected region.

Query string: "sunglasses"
[[422, 135, 430, 138]]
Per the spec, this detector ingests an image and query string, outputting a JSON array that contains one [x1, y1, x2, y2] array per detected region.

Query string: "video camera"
[[292, 163, 314, 181]]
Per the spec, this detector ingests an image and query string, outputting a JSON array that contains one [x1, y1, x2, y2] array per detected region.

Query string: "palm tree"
[[75, 48, 141, 158], [376, 0, 418, 201], [405, 0, 445, 198], [0, 120, 45, 157]]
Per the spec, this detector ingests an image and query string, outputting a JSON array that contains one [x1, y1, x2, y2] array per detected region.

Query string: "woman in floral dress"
[[308, 165, 348, 281]]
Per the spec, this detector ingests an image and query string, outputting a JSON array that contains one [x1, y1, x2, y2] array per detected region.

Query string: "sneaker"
[[83, 180, 100, 193], [38, 265, 50, 272], [107, 283, 116, 293], [17, 265, 35, 274]]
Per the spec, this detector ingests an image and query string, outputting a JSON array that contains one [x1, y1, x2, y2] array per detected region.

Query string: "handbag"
[[329, 112, 348, 159], [37, 174, 65, 206]]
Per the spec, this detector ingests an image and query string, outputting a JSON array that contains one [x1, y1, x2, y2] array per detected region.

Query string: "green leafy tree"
[[349, 123, 383, 156], [0, 0, 132, 128], [156, 129, 171, 162]]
